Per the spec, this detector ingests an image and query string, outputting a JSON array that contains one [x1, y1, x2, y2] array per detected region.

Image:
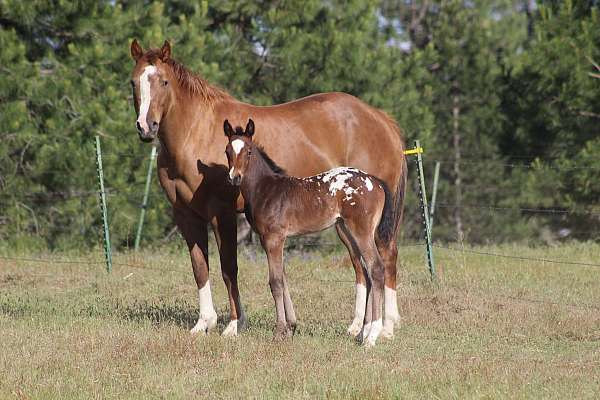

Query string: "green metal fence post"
[[134, 145, 157, 251], [414, 140, 436, 281], [95, 136, 112, 272], [430, 161, 440, 231]]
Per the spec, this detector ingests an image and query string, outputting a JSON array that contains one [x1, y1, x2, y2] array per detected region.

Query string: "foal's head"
[[224, 119, 255, 186]]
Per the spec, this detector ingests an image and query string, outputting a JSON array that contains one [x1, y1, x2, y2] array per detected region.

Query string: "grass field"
[[1, 241, 599, 399]]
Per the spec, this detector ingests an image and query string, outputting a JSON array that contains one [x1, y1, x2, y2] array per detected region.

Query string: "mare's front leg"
[[335, 223, 367, 337], [175, 207, 217, 335], [212, 211, 246, 336], [261, 234, 290, 340]]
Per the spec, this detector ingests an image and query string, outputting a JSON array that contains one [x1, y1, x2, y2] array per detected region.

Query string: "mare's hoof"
[[190, 313, 218, 336]]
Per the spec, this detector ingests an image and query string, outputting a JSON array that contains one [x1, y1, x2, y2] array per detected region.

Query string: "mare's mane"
[[143, 49, 232, 104]]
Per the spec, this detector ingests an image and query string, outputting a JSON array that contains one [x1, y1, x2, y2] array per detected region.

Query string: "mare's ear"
[[245, 119, 255, 137], [160, 40, 171, 62], [223, 119, 235, 138], [131, 39, 144, 61]]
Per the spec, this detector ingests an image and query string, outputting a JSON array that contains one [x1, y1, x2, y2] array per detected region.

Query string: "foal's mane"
[[143, 49, 232, 104], [255, 145, 286, 175], [236, 132, 285, 175]]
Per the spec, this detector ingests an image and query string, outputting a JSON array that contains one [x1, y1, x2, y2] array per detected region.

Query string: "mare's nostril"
[[136, 121, 142, 132], [151, 121, 159, 129]]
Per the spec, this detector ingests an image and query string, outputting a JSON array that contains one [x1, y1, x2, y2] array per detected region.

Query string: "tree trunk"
[[452, 94, 464, 242]]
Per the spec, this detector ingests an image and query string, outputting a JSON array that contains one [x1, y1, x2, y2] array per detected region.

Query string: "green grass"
[[1, 242, 599, 399]]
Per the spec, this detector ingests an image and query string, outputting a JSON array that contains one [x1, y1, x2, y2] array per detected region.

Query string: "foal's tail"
[[375, 178, 396, 244]]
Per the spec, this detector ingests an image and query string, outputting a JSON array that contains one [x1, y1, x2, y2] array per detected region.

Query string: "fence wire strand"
[[433, 244, 600, 268]]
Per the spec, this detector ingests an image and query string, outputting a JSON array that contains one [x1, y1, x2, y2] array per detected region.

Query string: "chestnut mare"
[[129, 40, 407, 338], [225, 119, 391, 346]]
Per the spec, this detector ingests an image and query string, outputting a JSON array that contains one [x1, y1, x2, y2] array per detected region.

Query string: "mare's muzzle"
[[136, 120, 158, 142]]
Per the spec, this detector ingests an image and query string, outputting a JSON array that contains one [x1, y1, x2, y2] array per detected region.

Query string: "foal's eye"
[[163, 80, 168, 86]]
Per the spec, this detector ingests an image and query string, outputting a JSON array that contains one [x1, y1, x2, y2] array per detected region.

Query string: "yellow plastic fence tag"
[[403, 147, 423, 156]]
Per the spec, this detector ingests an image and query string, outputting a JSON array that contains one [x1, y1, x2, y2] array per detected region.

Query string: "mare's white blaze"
[[137, 65, 157, 132], [365, 318, 383, 347], [347, 283, 367, 336], [190, 280, 218, 335], [365, 178, 373, 191], [231, 139, 245, 155]]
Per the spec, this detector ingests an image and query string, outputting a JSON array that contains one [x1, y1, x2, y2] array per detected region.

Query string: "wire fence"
[[2, 144, 599, 275]]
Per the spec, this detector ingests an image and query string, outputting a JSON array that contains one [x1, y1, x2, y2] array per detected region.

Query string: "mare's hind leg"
[[261, 234, 291, 340], [212, 212, 246, 337], [175, 208, 218, 335], [335, 223, 368, 337], [376, 236, 401, 339]]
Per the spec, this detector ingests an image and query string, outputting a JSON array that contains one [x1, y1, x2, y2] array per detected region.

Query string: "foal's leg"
[[376, 236, 401, 339], [344, 222, 385, 346], [282, 273, 297, 334], [212, 212, 246, 337], [335, 223, 367, 337], [175, 208, 217, 335], [261, 235, 290, 339]]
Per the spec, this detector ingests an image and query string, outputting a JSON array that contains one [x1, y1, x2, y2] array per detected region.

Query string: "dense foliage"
[[1, 0, 598, 249]]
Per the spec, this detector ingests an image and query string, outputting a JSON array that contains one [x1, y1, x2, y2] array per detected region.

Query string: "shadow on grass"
[[120, 300, 198, 329]]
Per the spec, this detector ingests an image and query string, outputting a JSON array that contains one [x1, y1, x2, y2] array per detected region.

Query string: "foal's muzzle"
[[228, 175, 242, 186]]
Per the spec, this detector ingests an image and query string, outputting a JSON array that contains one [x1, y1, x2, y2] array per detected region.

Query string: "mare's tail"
[[375, 156, 407, 245]]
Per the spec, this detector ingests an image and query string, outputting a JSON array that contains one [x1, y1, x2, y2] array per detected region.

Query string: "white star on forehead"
[[231, 139, 245, 155]]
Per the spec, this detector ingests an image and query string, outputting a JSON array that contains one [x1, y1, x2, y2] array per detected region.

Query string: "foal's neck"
[[240, 145, 281, 205]]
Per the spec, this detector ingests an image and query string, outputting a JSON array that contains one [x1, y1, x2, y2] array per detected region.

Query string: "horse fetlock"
[[364, 319, 383, 347], [380, 319, 395, 339], [190, 310, 218, 336], [222, 319, 239, 337], [273, 321, 292, 341]]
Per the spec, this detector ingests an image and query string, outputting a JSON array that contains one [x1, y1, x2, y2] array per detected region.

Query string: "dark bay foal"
[[224, 119, 393, 346]]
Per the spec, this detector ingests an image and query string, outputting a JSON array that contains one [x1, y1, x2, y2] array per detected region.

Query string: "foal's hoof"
[[273, 323, 292, 341], [222, 320, 239, 337], [347, 318, 363, 337]]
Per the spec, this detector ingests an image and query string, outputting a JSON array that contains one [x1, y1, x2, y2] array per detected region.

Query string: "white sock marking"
[[384, 287, 400, 323], [190, 280, 218, 335], [366, 318, 383, 347], [222, 320, 238, 337], [137, 65, 157, 132], [348, 283, 367, 336]]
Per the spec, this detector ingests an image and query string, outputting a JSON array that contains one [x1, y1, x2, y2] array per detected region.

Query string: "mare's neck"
[[240, 147, 281, 207], [158, 82, 233, 163]]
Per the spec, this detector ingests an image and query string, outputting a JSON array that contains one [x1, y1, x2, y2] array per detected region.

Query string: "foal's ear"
[[245, 119, 255, 137], [223, 119, 235, 138], [131, 39, 144, 61], [159, 40, 171, 62]]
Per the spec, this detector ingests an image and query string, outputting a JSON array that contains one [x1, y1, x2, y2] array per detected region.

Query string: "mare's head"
[[129, 39, 175, 142], [224, 119, 255, 186]]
